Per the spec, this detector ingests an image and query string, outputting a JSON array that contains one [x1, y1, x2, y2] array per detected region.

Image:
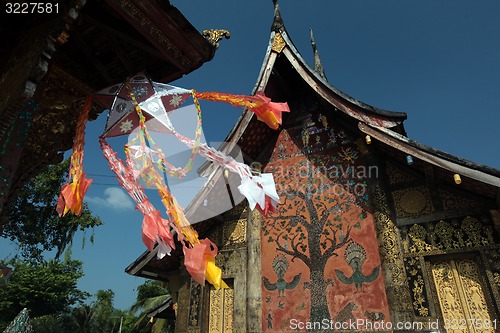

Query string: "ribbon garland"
[[58, 78, 289, 289]]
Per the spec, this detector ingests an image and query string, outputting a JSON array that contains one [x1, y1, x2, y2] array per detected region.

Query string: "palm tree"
[[130, 280, 172, 333]]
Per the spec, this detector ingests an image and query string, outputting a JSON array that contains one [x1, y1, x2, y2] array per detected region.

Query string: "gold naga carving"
[[202, 29, 230, 48]]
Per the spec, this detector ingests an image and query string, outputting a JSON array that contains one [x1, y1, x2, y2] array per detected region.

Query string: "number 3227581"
[[5, 3, 59, 14]]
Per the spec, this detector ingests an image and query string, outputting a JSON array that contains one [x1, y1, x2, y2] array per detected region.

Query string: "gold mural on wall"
[[208, 281, 234, 333], [431, 258, 496, 333]]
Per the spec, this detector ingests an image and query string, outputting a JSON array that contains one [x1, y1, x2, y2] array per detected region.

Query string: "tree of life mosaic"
[[261, 112, 390, 331]]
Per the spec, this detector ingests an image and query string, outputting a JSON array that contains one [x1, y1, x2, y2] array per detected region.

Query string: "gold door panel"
[[431, 258, 496, 333], [208, 283, 234, 333]]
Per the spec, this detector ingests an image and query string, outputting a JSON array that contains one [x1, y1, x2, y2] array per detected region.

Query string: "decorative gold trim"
[[271, 33, 286, 53], [202, 29, 230, 48]]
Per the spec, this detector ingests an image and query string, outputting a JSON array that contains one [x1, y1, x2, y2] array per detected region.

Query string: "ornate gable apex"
[[261, 0, 407, 129]]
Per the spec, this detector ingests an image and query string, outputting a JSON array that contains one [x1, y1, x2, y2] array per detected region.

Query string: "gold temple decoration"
[[271, 32, 286, 53], [202, 29, 230, 48], [222, 219, 247, 248]]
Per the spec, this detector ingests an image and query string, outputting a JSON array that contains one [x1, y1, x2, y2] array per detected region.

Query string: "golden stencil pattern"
[[209, 287, 223, 333], [408, 224, 434, 253], [222, 219, 246, 249], [401, 215, 497, 256], [373, 186, 413, 319], [223, 288, 234, 333], [404, 256, 429, 316], [439, 189, 483, 213]]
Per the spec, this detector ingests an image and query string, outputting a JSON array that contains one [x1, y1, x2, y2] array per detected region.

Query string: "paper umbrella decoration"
[[57, 73, 289, 289]]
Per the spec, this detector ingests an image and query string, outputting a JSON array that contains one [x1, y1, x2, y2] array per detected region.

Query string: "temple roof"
[[126, 1, 500, 281]]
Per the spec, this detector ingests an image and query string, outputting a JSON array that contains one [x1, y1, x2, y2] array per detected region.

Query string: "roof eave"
[[359, 122, 500, 187]]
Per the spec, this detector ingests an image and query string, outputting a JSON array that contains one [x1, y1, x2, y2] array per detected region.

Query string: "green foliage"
[[0, 258, 88, 331], [31, 313, 76, 333], [2, 159, 102, 261]]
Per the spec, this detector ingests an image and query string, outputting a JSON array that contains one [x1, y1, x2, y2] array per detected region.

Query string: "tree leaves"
[[0, 258, 88, 327], [2, 159, 102, 261]]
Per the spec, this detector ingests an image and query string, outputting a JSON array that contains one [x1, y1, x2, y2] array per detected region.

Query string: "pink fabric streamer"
[[99, 137, 175, 255]]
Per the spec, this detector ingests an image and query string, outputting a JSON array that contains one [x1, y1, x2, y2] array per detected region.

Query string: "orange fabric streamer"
[[193, 91, 290, 130], [183, 239, 228, 289], [57, 96, 93, 216]]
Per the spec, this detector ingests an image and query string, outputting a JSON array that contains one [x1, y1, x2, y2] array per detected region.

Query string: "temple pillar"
[[246, 208, 262, 332]]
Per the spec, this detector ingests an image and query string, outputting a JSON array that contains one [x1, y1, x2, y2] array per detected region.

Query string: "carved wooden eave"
[[359, 122, 500, 200], [103, 0, 216, 82]]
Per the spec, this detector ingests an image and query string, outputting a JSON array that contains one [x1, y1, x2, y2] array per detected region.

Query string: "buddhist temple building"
[[0, 0, 217, 227], [123, 2, 498, 332]]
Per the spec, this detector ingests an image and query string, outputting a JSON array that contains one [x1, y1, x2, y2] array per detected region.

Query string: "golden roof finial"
[[202, 29, 230, 49]]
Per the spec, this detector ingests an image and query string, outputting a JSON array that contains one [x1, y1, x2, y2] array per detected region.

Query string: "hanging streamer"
[[57, 96, 93, 216], [193, 91, 290, 130]]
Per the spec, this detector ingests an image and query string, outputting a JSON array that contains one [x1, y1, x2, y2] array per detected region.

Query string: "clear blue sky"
[[1, 0, 499, 310]]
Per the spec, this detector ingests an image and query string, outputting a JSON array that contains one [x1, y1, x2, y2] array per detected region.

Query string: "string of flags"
[[57, 73, 288, 289]]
